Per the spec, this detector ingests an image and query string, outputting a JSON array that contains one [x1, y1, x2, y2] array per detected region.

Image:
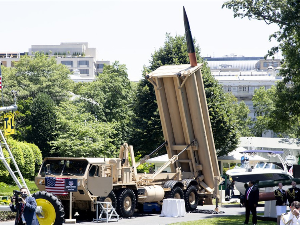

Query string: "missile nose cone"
[[183, 6, 197, 67]]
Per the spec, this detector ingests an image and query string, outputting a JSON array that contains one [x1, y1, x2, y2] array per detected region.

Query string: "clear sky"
[[0, 0, 279, 81]]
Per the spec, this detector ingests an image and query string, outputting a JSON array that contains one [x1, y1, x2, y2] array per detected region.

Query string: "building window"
[[228, 86, 231, 92], [78, 61, 89, 66], [97, 64, 104, 69], [238, 86, 248, 92], [61, 61, 73, 66], [79, 69, 89, 74]]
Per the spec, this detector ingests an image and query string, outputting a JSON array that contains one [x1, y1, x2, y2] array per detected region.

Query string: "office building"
[[0, 42, 110, 82]]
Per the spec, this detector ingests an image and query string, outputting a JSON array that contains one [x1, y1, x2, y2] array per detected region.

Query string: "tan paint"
[[185, 72, 214, 188], [195, 69, 220, 177], [163, 77, 190, 172], [153, 78, 176, 172], [148, 64, 220, 191], [174, 76, 197, 175]]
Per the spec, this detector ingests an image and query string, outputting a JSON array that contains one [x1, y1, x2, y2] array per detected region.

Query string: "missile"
[[259, 192, 275, 201], [257, 178, 300, 188], [183, 6, 197, 67]]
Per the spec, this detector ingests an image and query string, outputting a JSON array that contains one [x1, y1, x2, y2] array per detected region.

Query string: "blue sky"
[[0, 0, 279, 81]]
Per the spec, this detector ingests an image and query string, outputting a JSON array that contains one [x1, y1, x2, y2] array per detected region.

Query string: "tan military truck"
[[34, 64, 221, 225]]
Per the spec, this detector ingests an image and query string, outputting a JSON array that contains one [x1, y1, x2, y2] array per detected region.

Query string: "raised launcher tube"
[[146, 64, 221, 199]]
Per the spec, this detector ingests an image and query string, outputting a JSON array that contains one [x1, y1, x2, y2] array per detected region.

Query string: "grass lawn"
[[170, 215, 277, 225], [0, 180, 38, 198], [0, 180, 38, 221]]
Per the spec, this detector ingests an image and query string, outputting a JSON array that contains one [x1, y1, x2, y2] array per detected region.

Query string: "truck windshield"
[[40, 159, 88, 176]]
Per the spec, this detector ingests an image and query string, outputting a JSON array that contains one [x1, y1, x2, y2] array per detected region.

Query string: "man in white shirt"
[[281, 201, 300, 225]]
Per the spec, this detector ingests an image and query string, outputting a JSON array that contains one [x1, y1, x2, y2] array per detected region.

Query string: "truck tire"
[[165, 186, 184, 199], [33, 191, 65, 225], [117, 188, 136, 218], [99, 191, 117, 214], [184, 185, 199, 211]]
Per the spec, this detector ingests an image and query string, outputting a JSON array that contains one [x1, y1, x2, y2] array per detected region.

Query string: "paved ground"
[[0, 203, 266, 225]]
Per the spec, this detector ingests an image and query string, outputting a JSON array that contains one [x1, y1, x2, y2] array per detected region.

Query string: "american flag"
[[45, 177, 68, 195], [289, 165, 293, 176]]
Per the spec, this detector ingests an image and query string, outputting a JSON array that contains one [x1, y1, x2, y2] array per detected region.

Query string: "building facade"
[[204, 55, 283, 137], [0, 42, 110, 82]]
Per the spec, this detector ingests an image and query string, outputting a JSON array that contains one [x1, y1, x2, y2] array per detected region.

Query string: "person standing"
[[244, 180, 259, 225], [287, 181, 300, 206], [9, 187, 39, 225], [280, 201, 300, 225], [274, 183, 287, 225]]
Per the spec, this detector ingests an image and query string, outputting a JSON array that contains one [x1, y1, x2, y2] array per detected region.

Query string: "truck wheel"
[[117, 189, 136, 218], [33, 191, 65, 225], [184, 185, 199, 211], [166, 186, 184, 199], [99, 191, 117, 214]]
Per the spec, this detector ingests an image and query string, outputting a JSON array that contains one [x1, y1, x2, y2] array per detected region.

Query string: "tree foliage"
[[2, 52, 73, 105], [0, 53, 74, 157], [251, 86, 276, 136], [223, 0, 300, 135], [51, 101, 117, 157], [71, 62, 135, 154], [26, 93, 57, 157], [131, 33, 245, 156], [0, 139, 42, 183], [202, 64, 243, 156]]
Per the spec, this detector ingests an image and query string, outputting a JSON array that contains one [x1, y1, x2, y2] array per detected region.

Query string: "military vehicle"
[[33, 59, 221, 224], [33, 7, 222, 224]]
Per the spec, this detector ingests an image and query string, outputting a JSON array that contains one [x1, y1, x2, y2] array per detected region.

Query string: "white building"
[[204, 56, 283, 137], [0, 42, 110, 82]]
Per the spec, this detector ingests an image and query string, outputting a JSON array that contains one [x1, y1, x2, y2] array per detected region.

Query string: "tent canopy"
[[218, 147, 268, 163]]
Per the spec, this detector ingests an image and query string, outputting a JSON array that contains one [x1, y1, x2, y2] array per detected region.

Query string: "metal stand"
[[93, 202, 119, 223], [0, 129, 29, 192], [64, 192, 76, 224]]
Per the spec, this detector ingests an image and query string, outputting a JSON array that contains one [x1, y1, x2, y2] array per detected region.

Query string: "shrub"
[[0, 138, 42, 183]]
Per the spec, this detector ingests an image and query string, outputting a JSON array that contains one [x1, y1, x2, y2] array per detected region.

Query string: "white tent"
[[218, 147, 269, 162], [218, 147, 269, 175]]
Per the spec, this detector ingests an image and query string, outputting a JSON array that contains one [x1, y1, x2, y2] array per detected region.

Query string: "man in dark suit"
[[244, 180, 259, 225], [287, 181, 300, 206], [10, 187, 39, 225], [274, 182, 287, 225]]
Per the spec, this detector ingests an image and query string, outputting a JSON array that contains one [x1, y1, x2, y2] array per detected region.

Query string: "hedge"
[[0, 137, 42, 183]]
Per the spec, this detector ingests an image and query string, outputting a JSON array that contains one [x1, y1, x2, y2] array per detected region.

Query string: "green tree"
[[72, 61, 135, 151], [222, 0, 300, 135], [51, 101, 117, 157], [202, 65, 240, 156], [130, 78, 163, 156], [234, 101, 252, 137], [2, 52, 73, 105], [26, 93, 57, 157], [131, 34, 244, 156], [1, 53, 74, 147], [251, 86, 276, 136], [269, 82, 300, 137]]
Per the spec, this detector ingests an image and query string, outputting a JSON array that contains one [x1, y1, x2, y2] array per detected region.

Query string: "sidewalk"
[[0, 204, 258, 225]]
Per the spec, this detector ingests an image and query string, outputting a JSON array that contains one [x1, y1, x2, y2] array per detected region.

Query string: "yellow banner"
[[4, 112, 15, 135]]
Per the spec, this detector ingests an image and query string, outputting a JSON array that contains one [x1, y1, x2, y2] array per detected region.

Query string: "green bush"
[[0, 148, 10, 177], [19, 142, 35, 178], [0, 138, 42, 183]]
